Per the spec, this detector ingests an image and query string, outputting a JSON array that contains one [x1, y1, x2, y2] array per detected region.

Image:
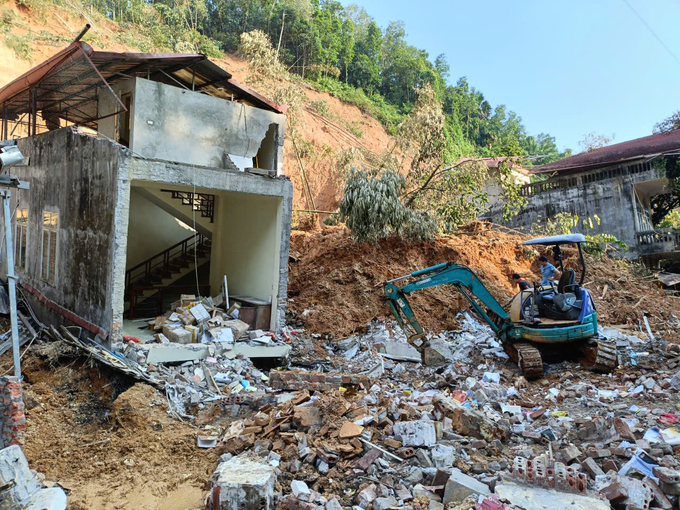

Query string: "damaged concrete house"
[[485, 130, 680, 261], [0, 41, 293, 346]]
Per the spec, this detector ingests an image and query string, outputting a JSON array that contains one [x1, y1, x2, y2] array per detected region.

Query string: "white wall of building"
[[126, 188, 196, 269]]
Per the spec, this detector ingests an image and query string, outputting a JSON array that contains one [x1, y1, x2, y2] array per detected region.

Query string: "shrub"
[[238, 30, 284, 80], [309, 99, 331, 117], [339, 168, 436, 244], [0, 9, 19, 32], [5, 33, 32, 61], [345, 121, 363, 138]]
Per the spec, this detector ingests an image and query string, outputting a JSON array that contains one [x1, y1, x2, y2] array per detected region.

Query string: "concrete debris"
[[495, 481, 611, 510], [375, 340, 422, 363], [393, 420, 437, 447], [0, 445, 66, 510], [206, 455, 276, 510], [421, 339, 454, 366], [442, 468, 490, 504]]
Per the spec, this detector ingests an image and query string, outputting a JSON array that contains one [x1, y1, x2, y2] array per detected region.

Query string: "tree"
[[651, 157, 680, 226], [654, 110, 680, 134], [396, 84, 490, 230], [338, 19, 355, 83], [579, 132, 613, 153], [349, 20, 382, 92], [338, 168, 436, 244]]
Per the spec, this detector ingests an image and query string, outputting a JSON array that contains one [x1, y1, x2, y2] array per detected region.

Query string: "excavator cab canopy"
[[522, 233, 586, 246], [522, 233, 588, 286]]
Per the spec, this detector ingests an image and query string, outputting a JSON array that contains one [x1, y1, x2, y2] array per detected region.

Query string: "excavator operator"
[[538, 255, 558, 287]]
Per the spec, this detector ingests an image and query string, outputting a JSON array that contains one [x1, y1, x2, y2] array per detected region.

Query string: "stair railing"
[[125, 233, 211, 291], [128, 284, 211, 319]]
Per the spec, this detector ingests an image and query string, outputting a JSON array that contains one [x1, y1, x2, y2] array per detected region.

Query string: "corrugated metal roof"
[[0, 42, 285, 130], [532, 130, 680, 175]]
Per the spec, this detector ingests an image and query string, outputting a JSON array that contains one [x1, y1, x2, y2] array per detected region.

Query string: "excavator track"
[[504, 342, 544, 379], [580, 337, 617, 372]]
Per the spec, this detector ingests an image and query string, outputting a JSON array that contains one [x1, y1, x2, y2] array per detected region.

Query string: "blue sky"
[[341, 0, 680, 152]]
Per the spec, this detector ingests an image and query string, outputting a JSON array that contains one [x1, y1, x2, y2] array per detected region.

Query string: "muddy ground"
[[1, 349, 219, 510]]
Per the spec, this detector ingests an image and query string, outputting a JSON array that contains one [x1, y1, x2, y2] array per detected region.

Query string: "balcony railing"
[[636, 229, 680, 256]]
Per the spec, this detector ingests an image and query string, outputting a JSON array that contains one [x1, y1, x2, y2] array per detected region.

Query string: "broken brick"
[[600, 482, 628, 503], [293, 406, 322, 428], [581, 457, 604, 479], [355, 448, 382, 470], [613, 417, 637, 442], [338, 421, 364, 439], [601, 459, 618, 473], [383, 438, 401, 449]]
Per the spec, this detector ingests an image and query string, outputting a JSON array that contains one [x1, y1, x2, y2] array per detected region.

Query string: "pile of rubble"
[[195, 312, 680, 510], [47, 293, 294, 420]]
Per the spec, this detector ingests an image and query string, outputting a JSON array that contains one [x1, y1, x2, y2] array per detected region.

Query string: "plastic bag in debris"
[[659, 413, 680, 425], [643, 428, 664, 444], [619, 449, 659, 481], [598, 389, 618, 400], [660, 427, 680, 445], [482, 372, 500, 384]]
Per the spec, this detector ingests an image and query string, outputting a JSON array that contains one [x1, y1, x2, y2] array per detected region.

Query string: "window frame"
[[41, 211, 59, 286], [14, 208, 28, 273]]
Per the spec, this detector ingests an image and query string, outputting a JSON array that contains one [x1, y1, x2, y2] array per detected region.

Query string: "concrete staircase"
[[125, 234, 212, 317]]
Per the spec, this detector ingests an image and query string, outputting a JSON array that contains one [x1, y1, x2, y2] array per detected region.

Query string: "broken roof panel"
[[0, 42, 285, 131], [533, 130, 680, 175]]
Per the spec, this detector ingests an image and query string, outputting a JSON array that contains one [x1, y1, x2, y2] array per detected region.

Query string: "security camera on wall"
[[0, 141, 27, 171]]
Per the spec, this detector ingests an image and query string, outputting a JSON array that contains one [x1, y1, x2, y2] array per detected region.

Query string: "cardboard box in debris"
[[139, 294, 283, 349]]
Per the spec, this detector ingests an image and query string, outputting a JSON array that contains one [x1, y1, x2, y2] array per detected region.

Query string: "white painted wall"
[[209, 191, 282, 329], [140, 187, 215, 236], [126, 188, 196, 269], [131, 78, 286, 172]]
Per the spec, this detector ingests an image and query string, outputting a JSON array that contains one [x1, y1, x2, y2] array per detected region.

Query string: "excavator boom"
[[383, 262, 513, 346]]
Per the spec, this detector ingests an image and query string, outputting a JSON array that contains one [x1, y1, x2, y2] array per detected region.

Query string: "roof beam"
[[28, 59, 118, 101]]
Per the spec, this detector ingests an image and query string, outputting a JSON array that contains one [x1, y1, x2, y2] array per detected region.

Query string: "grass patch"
[[35, 30, 68, 45], [0, 8, 19, 32], [314, 77, 404, 134], [345, 121, 363, 138], [5, 33, 32, 61]]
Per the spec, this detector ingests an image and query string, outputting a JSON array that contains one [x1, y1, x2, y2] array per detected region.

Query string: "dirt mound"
[[288, 227, 680, 340], [13, 355, 220, 510], [111, 383, 164, 430], [585, 257, 680, 337], [288, 226, 535, 337]]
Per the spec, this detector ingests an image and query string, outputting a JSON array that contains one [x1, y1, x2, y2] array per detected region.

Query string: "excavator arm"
[[383, 262, 513, 346]]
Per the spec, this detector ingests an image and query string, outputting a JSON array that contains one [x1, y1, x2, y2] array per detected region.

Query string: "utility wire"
[[621, 0, 680, 67]]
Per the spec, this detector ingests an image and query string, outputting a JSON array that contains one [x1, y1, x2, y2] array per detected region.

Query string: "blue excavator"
[[383, 234, 617, 379]]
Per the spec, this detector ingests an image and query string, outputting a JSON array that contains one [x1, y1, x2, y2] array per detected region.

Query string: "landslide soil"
[[3, 351, 220, 510], [288, 226, 680, 340]]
